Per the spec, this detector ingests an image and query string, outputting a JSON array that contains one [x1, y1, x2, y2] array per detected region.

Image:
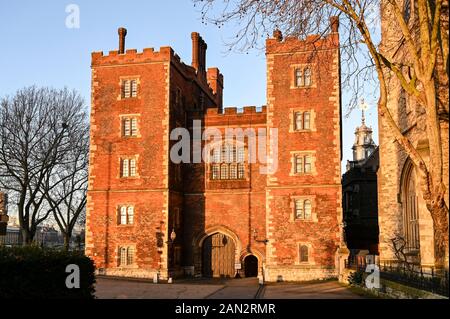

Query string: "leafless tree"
[[44, 118, 89, 251], [194, 0, 449, 268], [0, 86, 88, 245], [391, 233, 414, 270]]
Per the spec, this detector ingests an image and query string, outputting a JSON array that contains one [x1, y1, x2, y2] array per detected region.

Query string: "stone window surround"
[[117, 204, 136, 226], [119, 114, 142, 138], [289, 151, 317, 176], [116, 244, 137, 268], [295, 242, 315, 265], [289, 108, 317, 132], [118, 76, 141, 101], [290, 64, 317, 89], [206, 139, 250, 182], [118, 155, 140, 179], [289, 194, 318, 223]]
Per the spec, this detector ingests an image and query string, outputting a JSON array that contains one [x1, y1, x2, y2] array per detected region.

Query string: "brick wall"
[[87, 25, 344, 281], [264, 26, 343, 281]]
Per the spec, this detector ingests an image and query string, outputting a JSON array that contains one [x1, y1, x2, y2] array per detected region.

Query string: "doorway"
[[244, 255, 258, 277], [202, 233, 235, 278]]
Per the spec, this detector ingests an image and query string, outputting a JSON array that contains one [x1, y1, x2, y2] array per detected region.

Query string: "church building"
[[342, 110, 379, 254]]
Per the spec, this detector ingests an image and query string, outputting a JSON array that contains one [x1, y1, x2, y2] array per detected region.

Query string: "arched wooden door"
[[202, 233, 235, 278]]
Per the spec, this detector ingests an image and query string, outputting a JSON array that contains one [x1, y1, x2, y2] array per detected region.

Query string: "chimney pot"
[[118, 27, 127, 54], [191, 32, 200, 71], [330, 16, 339, 33], [273, 29, 283, 42]]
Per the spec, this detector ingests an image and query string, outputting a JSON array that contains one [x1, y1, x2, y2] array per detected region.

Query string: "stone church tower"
[[348, 110, 377, 169]]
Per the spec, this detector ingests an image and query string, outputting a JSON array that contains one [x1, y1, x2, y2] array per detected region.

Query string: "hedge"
[[0, 245, 95, 299]]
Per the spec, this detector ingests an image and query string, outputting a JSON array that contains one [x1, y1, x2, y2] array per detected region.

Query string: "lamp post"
[[168, 228, 176, 283]]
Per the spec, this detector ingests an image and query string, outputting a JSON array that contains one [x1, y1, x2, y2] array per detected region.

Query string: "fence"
[[345, 257, 449, 297]]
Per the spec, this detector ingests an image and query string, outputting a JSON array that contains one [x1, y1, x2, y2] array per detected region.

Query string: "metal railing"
[[345, 257, 449, 297]]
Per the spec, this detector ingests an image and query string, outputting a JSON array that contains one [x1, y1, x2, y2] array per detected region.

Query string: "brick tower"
[[86, 19, 344, 281], [263, 17, 343, 281]]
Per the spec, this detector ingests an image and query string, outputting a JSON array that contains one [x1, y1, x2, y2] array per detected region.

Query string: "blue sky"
[[0, 0, 378, 173]]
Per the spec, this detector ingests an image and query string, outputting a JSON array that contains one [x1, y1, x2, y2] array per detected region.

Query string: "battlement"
[[266, 17, 339, 54], [266, 33, 339, 54], [206, 106, 266, 116], [91, 46, 178, 66], [204, 106, 267, 127], [91, 28, 223, 111]]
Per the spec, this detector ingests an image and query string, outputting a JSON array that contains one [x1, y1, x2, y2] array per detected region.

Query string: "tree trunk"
[[421, 79, 448, 270], [20, 228, 33, 246], [428, 196, 449, 270], [64, 233, 70, 252]]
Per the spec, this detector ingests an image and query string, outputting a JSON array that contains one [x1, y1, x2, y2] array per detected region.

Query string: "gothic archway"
[[400, 159, 420, 256], [202, 233, 235, 278]]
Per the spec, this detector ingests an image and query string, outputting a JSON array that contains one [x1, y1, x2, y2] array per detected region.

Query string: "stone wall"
[[378, 0, 449, 267]]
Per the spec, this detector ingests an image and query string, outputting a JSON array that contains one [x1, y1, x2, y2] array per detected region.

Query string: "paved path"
[[95, 277, 364, 299], [95, 277, 223, 299], [260, 281, 365, 299], [206, 278, 260, 299]]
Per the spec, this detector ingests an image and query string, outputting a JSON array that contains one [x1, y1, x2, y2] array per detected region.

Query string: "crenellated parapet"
[[205, 106, 267, 126], [91, 46, 175, 66], [266, 17, 340, 55]]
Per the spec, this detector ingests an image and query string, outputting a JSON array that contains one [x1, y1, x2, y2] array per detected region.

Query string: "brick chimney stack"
[[207, 67, 224, 112], [118, 27, 127, 54], [191, 32, 207, 78], [330, 16, 339, 33], [273, 29, 283, 42]]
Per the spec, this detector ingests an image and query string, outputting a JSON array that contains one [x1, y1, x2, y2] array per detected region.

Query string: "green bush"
[[348, 270, 365, 286], [0, 245, 95, 299]]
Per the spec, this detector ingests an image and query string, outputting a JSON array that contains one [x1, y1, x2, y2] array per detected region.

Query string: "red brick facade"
[[86, 19, 344, 281]]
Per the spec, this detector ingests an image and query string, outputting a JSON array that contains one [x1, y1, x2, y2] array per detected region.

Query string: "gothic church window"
[[402, 160, 420, 252]]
